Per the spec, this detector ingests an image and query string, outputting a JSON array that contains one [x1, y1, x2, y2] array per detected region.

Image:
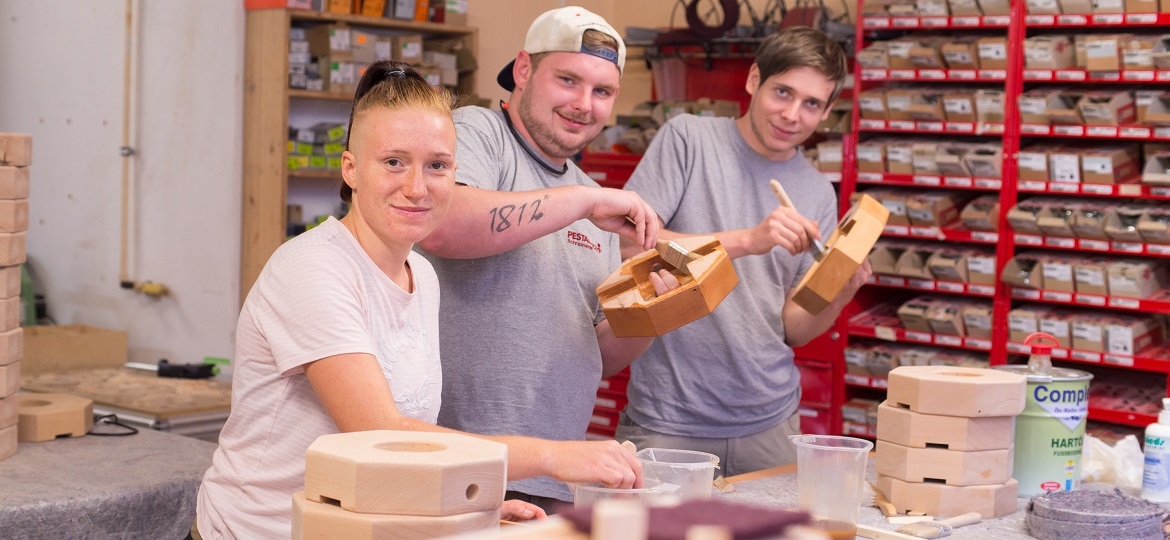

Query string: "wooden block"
[[876, 401, 1015, 451], [0, 200, 29, 233], [0, 232, 27, 267], [0, 393, 16, 428], [875, 440, 1014, 486], [886, 366, 1027, 417], [592, 499, 648, 540], [0, 361, 17, 396], [877, 475, 1018, 519], [291, 491, 498, 540], [0, 265, 20, 299], [0, 328, 21, 367], [305, 430, 507, 516], [0, 167, 29, 200], [17, 392, 93, 442], [598, 236, 738, 337], [0, 424, 15, 461], [793, 194, 890, 315], [0, 297, 19, 333], [0, 134, 31, 167]]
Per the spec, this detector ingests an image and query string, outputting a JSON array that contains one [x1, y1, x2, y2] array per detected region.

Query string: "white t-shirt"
[[196, 217, 441, 539]]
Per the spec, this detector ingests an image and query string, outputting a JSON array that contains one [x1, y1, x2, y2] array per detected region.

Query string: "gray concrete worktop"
[[0, 427, 216, 539]]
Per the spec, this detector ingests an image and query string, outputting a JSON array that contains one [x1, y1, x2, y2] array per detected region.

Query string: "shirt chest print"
[[566, 230, 602, 253], [377, 317, 438, 413]]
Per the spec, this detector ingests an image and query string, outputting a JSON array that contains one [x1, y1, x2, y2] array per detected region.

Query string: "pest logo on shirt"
[[567, 231, 602, 253]]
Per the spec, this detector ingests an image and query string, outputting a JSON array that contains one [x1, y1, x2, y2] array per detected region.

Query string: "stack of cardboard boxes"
[[1008, 196, 1170, 247], [0, 133, 30, 462], [861, 0, 1011, 19], [1006, 302, 1165, 357], [289, 24, 426, 94]]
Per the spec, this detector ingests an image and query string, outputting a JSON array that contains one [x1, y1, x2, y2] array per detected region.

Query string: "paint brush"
[[768, 179, 825, 261], [894, 512, 982, 539]]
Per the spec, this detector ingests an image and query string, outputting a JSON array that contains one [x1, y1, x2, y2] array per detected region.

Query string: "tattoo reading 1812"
[[488, 198, 544, 233]]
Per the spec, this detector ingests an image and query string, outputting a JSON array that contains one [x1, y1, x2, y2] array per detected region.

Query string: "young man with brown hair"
[[617, 26, 872, 476]]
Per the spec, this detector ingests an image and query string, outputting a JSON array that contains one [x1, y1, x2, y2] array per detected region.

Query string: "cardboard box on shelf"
[[1019, 89, 1062, 125], [1106, 317, 1162, 356], [1049, 149, 1082, 183], [950, 0, 983, 15], [1037, 201, 1078, 237], [857, 189, 910, 226], [869, 242, 908, 275], [897, 297, 936, 334], [1041, 256, 1077, 292], [1136, 90, 1167, 124], [1078, 91, 1136, 126], [360, 0, 386, 17], [1007, 199, 1047, 234], [1142, 153, 1170, 184], [1027, 0, 1062, 14], [1075, 258, 1111, 295], [1138, 208, 1170, 243], [1040, 312, 1075, 349], [1062, 0, 1095, 14], [943, 91, 977, 123], [858, 43, 891, 69], [305, 24, 352, 59], [1002, 254, 1045, 289], [1084, 35, 1123, 71], [909, 40, 947, 69], [964, 146, 1003, 178], [868, 346, 902, 378], [1123, 36, 1159, 70], [1095, 0, 1126, 12], [975, 90, 1005, 124], [911, 143, 941, 175], [1081, 146, 1140, 184], [963, 304, 994, 340], [919, 0, 951, 15], [1072, 201, 1112, 239], [845, 345, 871, 376], [1025, 36, 1076, 70], [858, 89, 888, 120], [977, 37, 1008, 70], [909, 90, 947, 122], [935, 144, 972, 177], [1126, 0, 1159, 11], [1152, 36, 1170, 68], [926, 250, 970, 282], [393, 35, 424, 63], [1047, 92, 1086, 125], [960, 195, 1000, 232], [888, 40, 915, 70], [1018, 146, 1052, 182], [886, 142, 915, 174], [856, 141, 885, 173], [1142, 94, 1170, 126], [1104, 205, 1150, 242], [349, 29, 379, 63], [979, 0, 1011, 14], [818, 141, 844, 172], [1072, 315, 1108, 352], [895, 246, 935, 279], [1009, 305, 1049, 343], [927, 302, 967, 336], [941, 39, 980, 70], [885, 89, 916, 122], [1107, 260, 1168, 298]]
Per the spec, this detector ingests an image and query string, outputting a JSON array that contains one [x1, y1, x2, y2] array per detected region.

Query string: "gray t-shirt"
[[622, 114, 838, 439], [419, 106, 620, 501]]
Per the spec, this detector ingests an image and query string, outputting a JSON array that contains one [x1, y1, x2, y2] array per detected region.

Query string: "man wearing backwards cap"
[[417, 7, 675, 512]]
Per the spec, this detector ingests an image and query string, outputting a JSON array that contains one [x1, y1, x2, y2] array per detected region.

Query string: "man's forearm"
[[419, 185, 586, 259]]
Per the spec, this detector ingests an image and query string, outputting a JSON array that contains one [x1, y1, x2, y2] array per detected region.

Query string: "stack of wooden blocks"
[[0, 133, 31, 462], [874, 365, 1026, 519], [294, 430, 506, 540]]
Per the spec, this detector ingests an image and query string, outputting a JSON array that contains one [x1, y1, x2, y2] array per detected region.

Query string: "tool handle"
[[939, 512, 982, 528], [857, 524, 921, 539], [769, 179, 796, 210]]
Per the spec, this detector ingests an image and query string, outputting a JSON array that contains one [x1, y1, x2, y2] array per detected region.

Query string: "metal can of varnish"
[[995, 364, 1093, 497]]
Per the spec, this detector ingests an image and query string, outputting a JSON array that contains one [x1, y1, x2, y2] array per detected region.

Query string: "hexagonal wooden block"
[[0, 134, 31, 167], [877, 474, 1018, 519], [305, 430, 507, 516], [886, 366, 1026, 417], [793, 194, 889, 315], [876, 401, 1015, 451], [0, 233, 25, 268], [0, 424, 14, 461], [0, 361, 18, 397], [0, 167, 30, 200], [875, 440, 1014, 486], [0, 327, 21, 367], [17, 393, 93, 442], [0, 200, 29, 233], [597, 236, 738, 337], [292, 491, 498, 540], [0, 393, 15, 429], [0, 266, 20, 299], [0, 297, 19, 333]]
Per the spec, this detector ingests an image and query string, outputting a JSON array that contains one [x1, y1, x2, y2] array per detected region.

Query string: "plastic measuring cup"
[[790, 434, 874, 540], [635, 448, 719, 500], [570, 477, 675, 508]]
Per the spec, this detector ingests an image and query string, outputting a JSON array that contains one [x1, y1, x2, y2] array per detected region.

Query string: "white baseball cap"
[[497, 6, 626, 91]]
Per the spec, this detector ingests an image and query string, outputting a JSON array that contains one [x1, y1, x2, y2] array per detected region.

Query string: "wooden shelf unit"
[[241, 8, 477, 302]]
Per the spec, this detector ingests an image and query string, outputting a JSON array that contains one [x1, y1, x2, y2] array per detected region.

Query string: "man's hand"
[[648, 268, 681, 296], [499, 499, 547, 522], [745, 204, 822, 256], [545, 440, 643, 489], [585, 188, 661, 251], [836, 259, 872, 302]]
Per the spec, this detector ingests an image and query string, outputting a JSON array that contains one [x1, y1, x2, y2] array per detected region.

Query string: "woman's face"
[[342, 106, 457, 250]]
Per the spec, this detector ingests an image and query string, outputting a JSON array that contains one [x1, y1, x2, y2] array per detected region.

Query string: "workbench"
[[0, 426, 216, 538]]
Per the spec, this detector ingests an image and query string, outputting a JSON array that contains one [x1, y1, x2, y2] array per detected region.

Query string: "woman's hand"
[[499, 499, 547, 522]]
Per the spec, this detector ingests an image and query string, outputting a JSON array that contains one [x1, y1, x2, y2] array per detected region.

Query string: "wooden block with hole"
[[793, 194, 890, 315], [597, 235, 738, 337], [0, 232, 26, 267], [875, 440, 1014, 486], [0, 361, 18, 397], [0, 200, 29, 233], [0, 167, 29, 200], [17, 393, 93, 442], [304, 430, 506, 516], [886, 366, 1027, 417], [292, 491, 498, 540], [877, 474, 1018, 518], [876, 401, 1015, 451], [0, 424, 14, 461], [0, 134, 31, 167]]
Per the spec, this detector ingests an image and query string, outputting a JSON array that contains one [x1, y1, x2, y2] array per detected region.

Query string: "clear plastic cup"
[[635, 448, 719, 500], [570, 477, 675, 508], [790, 434, 874, 540]]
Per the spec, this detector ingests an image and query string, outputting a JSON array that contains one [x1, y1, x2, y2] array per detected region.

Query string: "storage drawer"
[[798, 403, 833, 435], [595, 388, 628, 411], [796, 359, 833, 404], [792, 327, 842, 364]]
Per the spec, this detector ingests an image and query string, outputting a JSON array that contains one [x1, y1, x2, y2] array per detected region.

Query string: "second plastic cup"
[[635, 448, 719, 500], [790, 434, 874, 540]]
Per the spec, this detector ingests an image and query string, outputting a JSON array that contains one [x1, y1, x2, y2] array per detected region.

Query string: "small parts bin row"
[[1008, 303, 1165, 355], [1008, 197, 1170, 244]]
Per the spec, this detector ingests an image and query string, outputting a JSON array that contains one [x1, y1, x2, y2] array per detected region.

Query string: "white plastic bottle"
[[1141, 397, 1170, 502]]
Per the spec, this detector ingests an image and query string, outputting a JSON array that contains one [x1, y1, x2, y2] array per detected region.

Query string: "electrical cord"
[[88, 413, 139, 436]]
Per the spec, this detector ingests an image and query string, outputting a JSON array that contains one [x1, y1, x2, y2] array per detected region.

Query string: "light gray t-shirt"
[[419, 106, 620, 502], [622, 114, 838, 439]]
